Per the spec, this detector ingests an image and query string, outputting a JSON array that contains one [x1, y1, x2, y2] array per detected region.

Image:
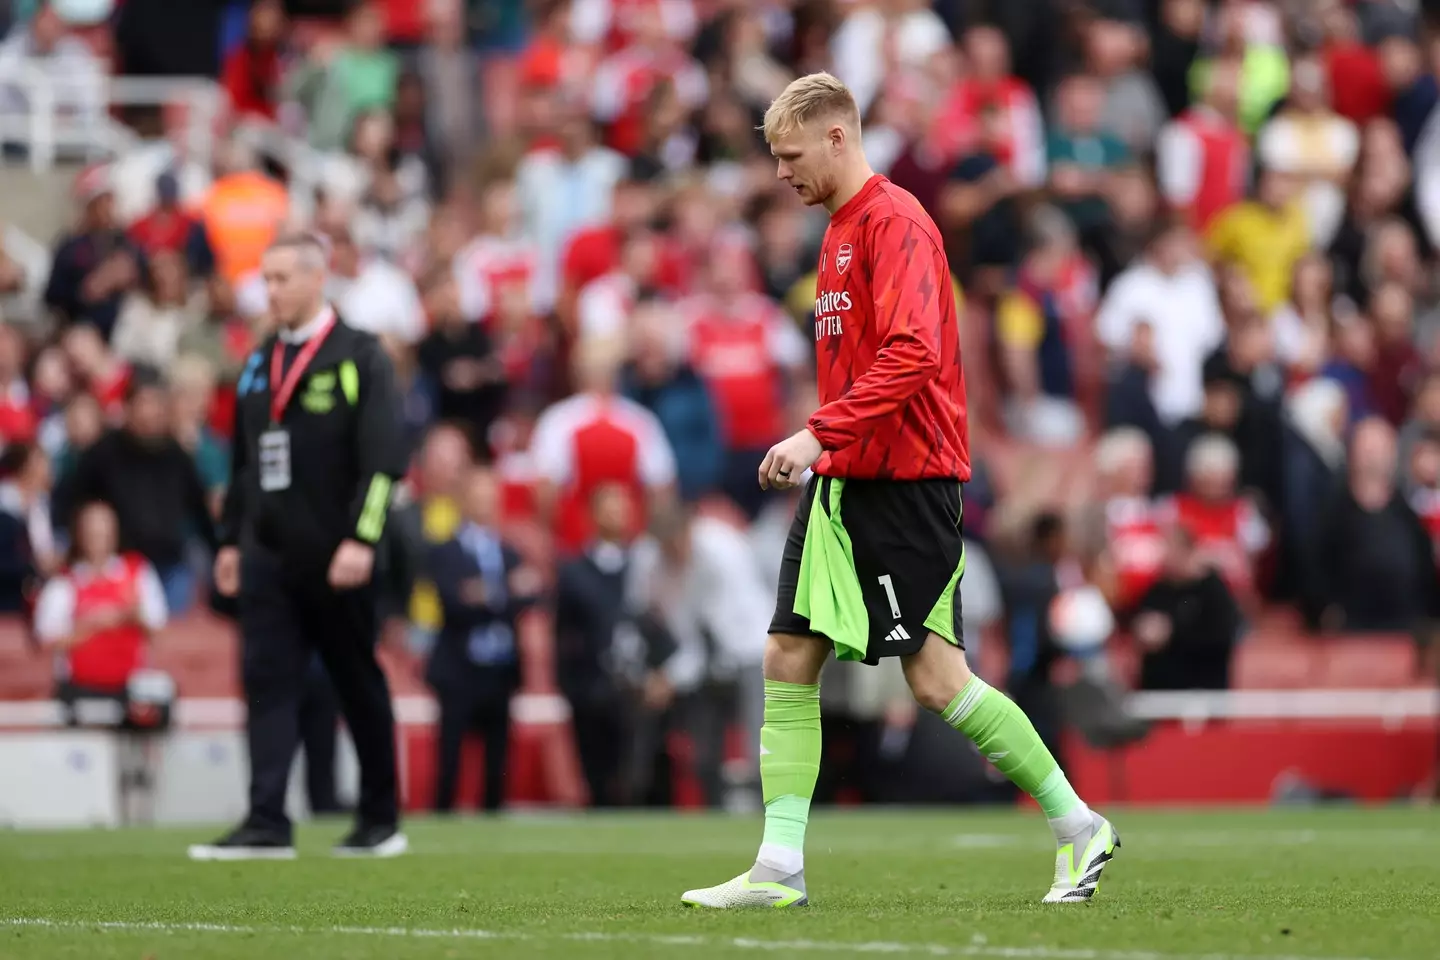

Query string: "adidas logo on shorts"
[[885, 624, 911, 643]]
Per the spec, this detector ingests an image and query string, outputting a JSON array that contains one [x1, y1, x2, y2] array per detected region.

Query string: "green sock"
[[943, 676, 1085, 823], [757, 680, 821, 868]]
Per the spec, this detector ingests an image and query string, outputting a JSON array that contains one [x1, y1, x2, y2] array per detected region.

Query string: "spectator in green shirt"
[[1187, 3, 1288, 137], [286, 0, 399, 152], [1047, 73, 1129, 278]]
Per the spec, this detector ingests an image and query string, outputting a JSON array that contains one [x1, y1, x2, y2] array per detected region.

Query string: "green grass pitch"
[[1, 807, 1437, 959]]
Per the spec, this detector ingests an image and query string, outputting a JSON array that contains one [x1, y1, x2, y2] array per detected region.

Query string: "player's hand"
[[214, 546, 241, 597], [759, 429, 823, 491], [328, 539, 375, 589]]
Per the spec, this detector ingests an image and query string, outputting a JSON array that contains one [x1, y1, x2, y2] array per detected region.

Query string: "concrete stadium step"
[[0, 163, 85, 246]]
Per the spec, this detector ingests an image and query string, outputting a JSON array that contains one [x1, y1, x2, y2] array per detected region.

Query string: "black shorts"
[[769, 474, 965, 664]]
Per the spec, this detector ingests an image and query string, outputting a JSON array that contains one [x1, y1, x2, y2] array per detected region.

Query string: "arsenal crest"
[[836, 243, 853, 273]]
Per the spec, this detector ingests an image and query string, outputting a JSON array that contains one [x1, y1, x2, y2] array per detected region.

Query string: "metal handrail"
[[0, 61, 225, 172]]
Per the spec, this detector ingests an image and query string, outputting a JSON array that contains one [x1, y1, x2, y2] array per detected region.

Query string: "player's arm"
[[347, 339, 408, 547], [807, 217, 945, 451]]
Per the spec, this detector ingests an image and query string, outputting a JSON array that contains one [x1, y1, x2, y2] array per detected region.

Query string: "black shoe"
[[188, 824, 296, 861], [333, 823, 408, 858]]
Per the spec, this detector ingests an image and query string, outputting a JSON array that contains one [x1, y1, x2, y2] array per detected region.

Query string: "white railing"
[[1129, 688, 1440, 730], [0, 61, 225, 172]]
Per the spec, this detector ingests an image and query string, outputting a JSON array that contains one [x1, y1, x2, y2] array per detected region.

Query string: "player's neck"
[[824, 160, 877, 217]]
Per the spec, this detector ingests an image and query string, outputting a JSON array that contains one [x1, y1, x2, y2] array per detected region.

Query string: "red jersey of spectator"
[[572, 0, 697, 53], [220, 43, 281, 122], [1411, 487, 1440, 561], [455, 235, 538, 325], [1324, 40, 1390, 125], [807, 175, 970, 482], [1161, 493, 1269, 599], [35, 553, 166, 692], [932, 77, 1045, 186], [590, 45, 707, 156], [683, 292, 806, 451], [562, 225, 685, 298], [90, 364, 132, 421], [529, 392, 676, 553], [1105, 495, 1167, 611], [381, 0, 425, 43], [0, 380, 38, 445], [128, 208, 200, 257], [1159, 107, 1249, 232]]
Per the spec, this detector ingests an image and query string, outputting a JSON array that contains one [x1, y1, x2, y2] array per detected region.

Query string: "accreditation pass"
[[259, 428, 292, 491]]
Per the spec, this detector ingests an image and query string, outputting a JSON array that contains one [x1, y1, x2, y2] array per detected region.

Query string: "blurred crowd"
[[2, 0, 1440, 806]]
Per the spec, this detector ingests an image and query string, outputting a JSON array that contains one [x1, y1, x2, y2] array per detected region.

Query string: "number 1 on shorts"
[[877, 574, 901, 620]]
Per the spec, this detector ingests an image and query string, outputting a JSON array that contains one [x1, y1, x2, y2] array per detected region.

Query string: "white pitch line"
[[0, 917, 1393, 960]]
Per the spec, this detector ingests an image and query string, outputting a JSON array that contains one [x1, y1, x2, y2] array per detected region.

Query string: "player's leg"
[[756, 633, 829, 865], [901, 633, 1120, 902], [682, 477, 828, 909], [681, 632, 827, 909]]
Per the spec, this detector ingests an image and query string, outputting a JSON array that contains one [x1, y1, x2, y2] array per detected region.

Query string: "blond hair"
[[762, 72, 860, 143]]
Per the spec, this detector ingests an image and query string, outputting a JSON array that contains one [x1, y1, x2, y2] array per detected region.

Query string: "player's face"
[[771, 123, 840, 207], [261, 248, 324, 328]]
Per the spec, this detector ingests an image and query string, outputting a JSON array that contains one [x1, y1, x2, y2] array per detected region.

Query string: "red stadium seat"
[[1316, 636, 1420, 689], [1233, 642, 1318, 689]]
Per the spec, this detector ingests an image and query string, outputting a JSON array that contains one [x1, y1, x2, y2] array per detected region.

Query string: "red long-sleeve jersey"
[[806, 175, 970, 481]]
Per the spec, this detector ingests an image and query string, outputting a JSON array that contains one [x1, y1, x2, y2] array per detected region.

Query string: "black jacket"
[[553, 546, 676, 710], [75, 430, 216, 568], [1137, 571, 1241, 692], [1306, 489, 1439, 632], [221, 317, 407, 573], [425, 532, 537, 699]]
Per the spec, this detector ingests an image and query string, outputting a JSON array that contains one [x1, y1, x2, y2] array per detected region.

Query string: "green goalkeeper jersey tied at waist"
[[792, 476, 965, 661]]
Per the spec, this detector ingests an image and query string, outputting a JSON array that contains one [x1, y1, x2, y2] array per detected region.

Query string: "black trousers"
[[432, 687, 512, 812], [299, 660, 341, 815], [569, 700, 628, 808], [239, 546, 398, 835]]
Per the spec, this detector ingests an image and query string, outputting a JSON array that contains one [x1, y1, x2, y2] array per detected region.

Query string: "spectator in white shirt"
[[0, 2, 105, 148], [829, 0, 952, 119], [627, 504, 768, 808], [323, 217, 425, 344], [515, 99, 627, 313], [352, 150, 432, 263], [1097, 217, 1225, 427], [111, 250, 205, 371], [577, 227, 661, 342]]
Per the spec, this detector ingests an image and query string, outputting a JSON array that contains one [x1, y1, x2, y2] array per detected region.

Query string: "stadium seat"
[[1232, 643, 1318, 689], [1316, 636, 1420, 689]]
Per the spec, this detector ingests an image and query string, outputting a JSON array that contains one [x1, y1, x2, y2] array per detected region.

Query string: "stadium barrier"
[[0, 63, 223, 171], [0, 689, 1433, 826]]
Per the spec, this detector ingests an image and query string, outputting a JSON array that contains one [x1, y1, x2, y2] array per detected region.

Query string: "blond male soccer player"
[[681, 73, 1119, 909]]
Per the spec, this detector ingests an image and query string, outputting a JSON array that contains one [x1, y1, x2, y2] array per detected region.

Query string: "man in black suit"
[[426, 463, 540, 813], [553, 483, 676, 807]]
